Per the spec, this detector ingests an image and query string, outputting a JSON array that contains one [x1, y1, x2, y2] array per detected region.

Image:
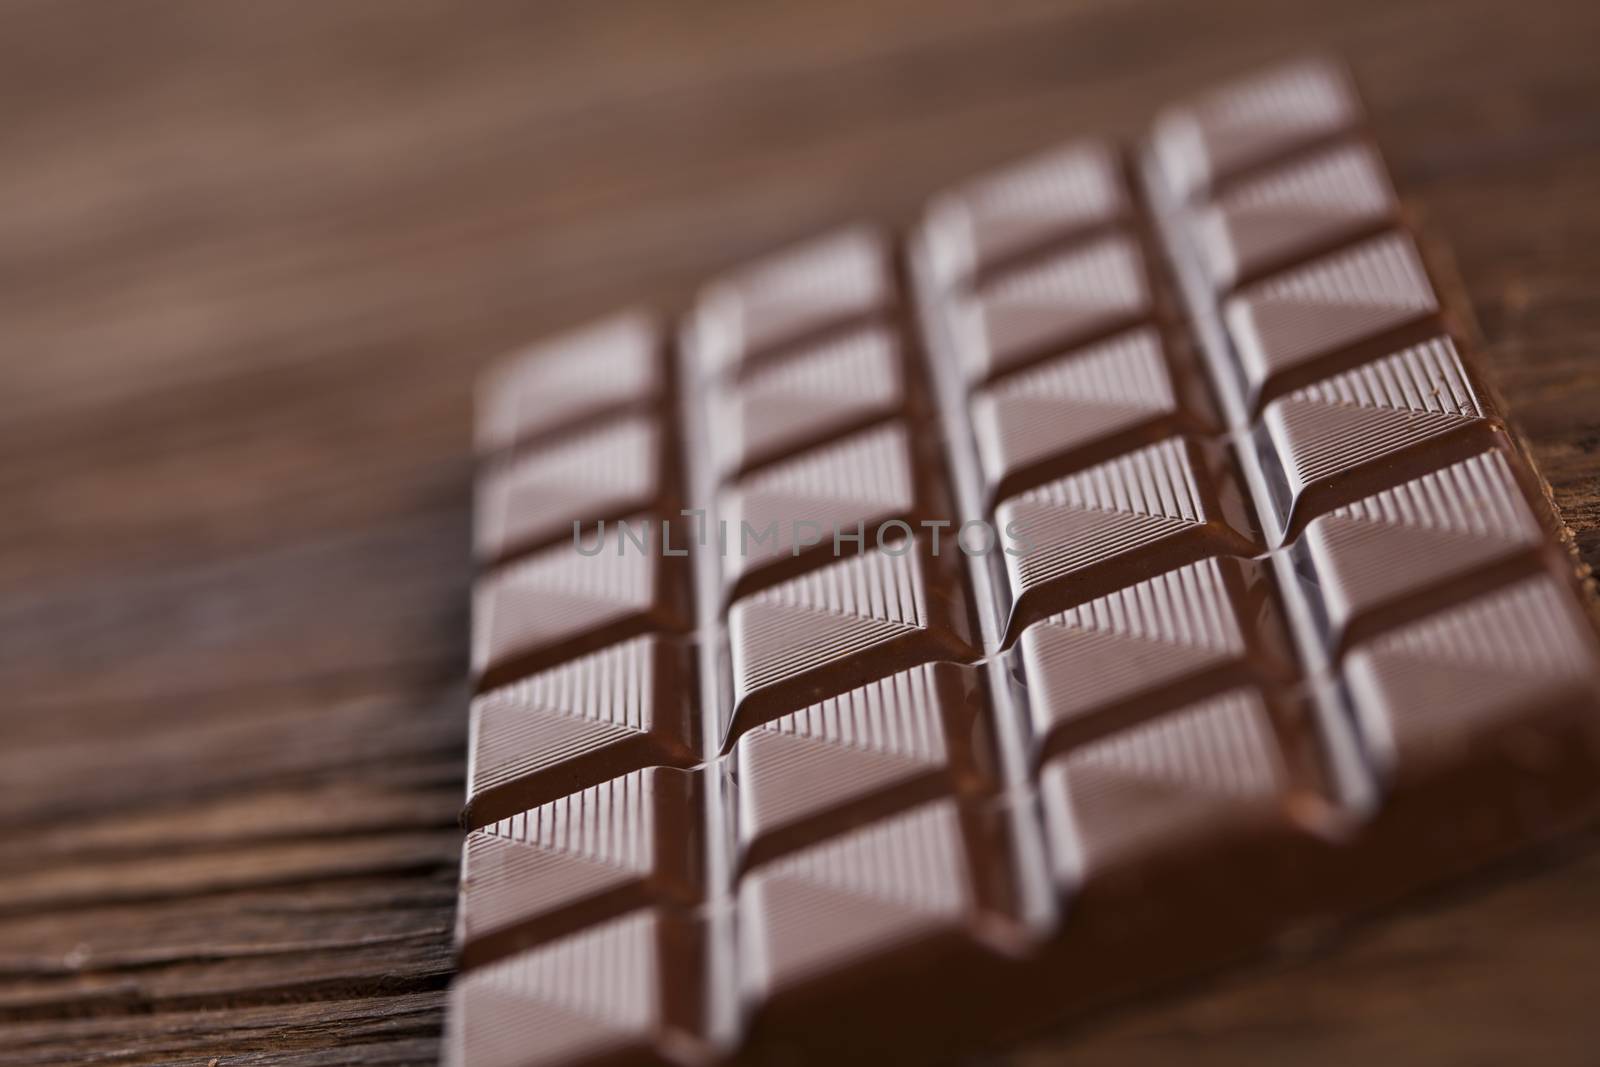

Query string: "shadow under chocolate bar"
[[446, 57, 1600, 1067]]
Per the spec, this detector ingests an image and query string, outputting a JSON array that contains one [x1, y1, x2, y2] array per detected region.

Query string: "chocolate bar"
[[448, 58, 1600, 1067]]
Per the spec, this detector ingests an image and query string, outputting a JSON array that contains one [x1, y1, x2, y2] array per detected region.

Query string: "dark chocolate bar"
[[446, 58, 1600, 1067]]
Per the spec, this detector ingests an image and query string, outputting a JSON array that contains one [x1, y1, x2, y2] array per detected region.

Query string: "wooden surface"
[[3, 1, 1599, 1063]]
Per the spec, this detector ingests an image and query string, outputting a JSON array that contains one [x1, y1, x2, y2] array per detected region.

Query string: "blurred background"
[[3, 1, 1599, 1064]]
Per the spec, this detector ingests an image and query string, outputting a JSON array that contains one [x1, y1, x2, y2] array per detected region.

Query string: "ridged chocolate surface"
[[971, 325, 1180, 497], [1344, 575, 1600, 779], [444, 911, 662, 1067], [1190, 140, 1395, 288], [1019, 557, 1253, 753], [476, 416, 664, 565], [711, 326, 903, 475], [739, 801, 975, 998], [1041, 688, 1291, 884], [465, 637, 697, 829], [719, 423, 916, 589], [956, 234, 1151, 382], [448, 58, 1600, 1067], [1224, 231, 1440, 409], [1151, 58, 1360, 201], [1257, 334, 1488, 536], [925, 141, 1127, 283], [471, 521, 687, 691], [692, 226, 894, 372], [475, 311, 662, 454]]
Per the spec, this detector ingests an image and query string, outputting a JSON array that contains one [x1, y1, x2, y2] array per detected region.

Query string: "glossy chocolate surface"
[[444, 59, 1600, 1067]]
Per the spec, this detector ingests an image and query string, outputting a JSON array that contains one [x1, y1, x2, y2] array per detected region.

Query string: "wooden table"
[[4, 1, 1599, 1063]]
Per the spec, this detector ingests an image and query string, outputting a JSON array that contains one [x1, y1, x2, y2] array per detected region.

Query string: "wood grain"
[[2, 0, 1598, 1063]]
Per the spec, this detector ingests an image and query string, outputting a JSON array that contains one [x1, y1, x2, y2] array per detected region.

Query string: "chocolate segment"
[[444, 909, 711, 1067], [1151, 58, 1361, 201], [456, 767, 705, 970], [691, 226, 896, 373], [471, 518, 691, 691], [739, 800, 976, 991], [924, 140, 1128, 284], [725, 542, 978, 740], [732, 661, 997, 867], [1223, 232, 1441, 412], [954, 233, 1151, 383], [475, 415, 669, 565], [709, 325, 904, 476], [993, 436, 1258, 636], [447, 58, 1600, 1067], [718, 422, 924, 597], [1188, 139, 1397, 289], [1039, 688, 1305, 889], [1344, 575, 1600, 785], [735, 800, 1035, 1062], [1252, 334, 1494, 539], [475, 311, 661, 454], [465, 637, 699, 830], [971, 326, 1185, 500], [1016, 556, 1293, 761], [1289, 449, 1546, 649]]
